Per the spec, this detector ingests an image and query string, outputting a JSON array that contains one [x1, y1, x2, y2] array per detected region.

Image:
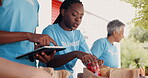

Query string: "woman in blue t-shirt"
[[39, 0, 100, 77]]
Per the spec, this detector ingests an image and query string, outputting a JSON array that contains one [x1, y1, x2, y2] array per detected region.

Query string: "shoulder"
[[43, 24, 57, 31], [92, 38, 108, 50], [94, 38, 106, 44], [45, 24, 57, 29], [92, 38, 108, 47], [42, 24, 58, 34]]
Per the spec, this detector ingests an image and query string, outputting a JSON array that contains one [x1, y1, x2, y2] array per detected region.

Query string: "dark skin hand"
[[0, 31, 57, 62], [0, 31, 57, 46], [35, 51, 56, 63], [29, 33, 57, 47], [76, 51, 98, 66], [92, 55, 104, 67], [97, 59, 104, 67], [34, 44, 57, 63]]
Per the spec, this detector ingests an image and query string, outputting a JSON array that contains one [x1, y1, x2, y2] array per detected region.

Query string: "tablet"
[[16, 46, 66, 59]]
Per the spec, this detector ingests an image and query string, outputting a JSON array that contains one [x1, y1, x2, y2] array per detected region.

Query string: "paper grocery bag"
[[83, 68, 106, 78], [39, 67, 71, 78], [132, 69, 140, 78], [109, 68, 140, 78], [54, 70, 71, 78]]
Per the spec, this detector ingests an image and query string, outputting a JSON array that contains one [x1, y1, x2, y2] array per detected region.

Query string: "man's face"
[[115, 26, 124, 42], [63, 3, 84, 30]]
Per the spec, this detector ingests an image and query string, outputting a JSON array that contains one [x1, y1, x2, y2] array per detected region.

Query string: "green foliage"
[[120, 0, 148, 69], [121, 38, 148, 68], [128, 27, 148, 43], [121, 0, 148, 29]]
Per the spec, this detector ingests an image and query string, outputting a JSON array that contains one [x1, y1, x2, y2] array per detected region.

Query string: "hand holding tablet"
[[16, 46, 66, 59]]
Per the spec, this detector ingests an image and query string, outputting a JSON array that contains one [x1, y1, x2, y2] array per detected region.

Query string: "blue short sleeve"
[[91, 39, 104, 58], [91, 38, 120, 68]]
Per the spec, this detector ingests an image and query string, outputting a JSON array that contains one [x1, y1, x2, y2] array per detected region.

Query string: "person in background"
[[91, 19, 125, 68], [41, 0, 101, 77]]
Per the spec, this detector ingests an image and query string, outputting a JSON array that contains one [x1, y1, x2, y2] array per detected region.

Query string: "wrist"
[[26, 32, 33, 40], [71, 51, 79, 58]]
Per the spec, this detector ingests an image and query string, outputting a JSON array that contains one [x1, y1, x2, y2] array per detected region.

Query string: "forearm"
[[47, 51, 99, 68], [47, 51, 78, 68], [0, 31, 32, 44]]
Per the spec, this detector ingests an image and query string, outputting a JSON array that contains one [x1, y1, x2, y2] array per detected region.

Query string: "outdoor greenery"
[[121, 37, 148, 68], [128, 27, 148, 43], [121, 0, 148, 29], [120, 0, 148, 69]]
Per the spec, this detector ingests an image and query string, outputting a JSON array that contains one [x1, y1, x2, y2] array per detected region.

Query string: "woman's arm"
[[46, 51, 77, 67], [46, 51, 98, 68]]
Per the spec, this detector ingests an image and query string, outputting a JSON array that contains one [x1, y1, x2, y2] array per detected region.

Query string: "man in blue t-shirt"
[[0, 0, 57, 78], [0, 0, 56, 67], [91, 19, 125, 68]]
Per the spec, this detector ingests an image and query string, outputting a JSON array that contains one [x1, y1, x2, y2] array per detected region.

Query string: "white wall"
[[37, 0, 52, 33]]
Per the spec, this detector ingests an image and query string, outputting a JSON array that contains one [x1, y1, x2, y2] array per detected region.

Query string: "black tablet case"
[[16, 46, 66, 59]]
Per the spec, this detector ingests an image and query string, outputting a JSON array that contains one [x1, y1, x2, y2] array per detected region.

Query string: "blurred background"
[[37, 0, 148, 77]]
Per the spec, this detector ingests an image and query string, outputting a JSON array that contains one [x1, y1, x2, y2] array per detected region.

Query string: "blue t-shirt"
[[42, 23, 91, 77], [0, 0, 39, 66], [91, 38, 119, 68]]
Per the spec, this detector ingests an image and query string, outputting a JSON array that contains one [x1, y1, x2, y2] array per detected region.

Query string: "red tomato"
[[86, 63, 101, 76]]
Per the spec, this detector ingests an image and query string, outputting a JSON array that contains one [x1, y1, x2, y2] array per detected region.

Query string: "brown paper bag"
[[83, 68, 106, 78], [39, 67, 71, 78], [54, 70, 71, 78], [109, 68, 140, 78], [83, 67, 140, 78]]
